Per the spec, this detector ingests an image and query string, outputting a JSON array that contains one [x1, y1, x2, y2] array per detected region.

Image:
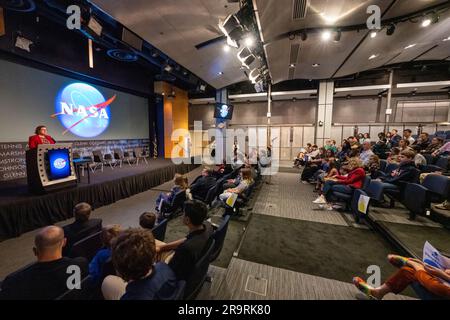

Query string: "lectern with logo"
[[26, 143, 77, 194]]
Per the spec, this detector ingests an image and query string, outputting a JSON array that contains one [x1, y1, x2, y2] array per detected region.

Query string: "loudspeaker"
[[0, 7, 5, 37]]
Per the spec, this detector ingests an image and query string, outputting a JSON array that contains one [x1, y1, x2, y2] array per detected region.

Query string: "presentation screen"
[[214, 103, 234, 120], [0, 59, 149, 142], [47, 149, 71, 180]]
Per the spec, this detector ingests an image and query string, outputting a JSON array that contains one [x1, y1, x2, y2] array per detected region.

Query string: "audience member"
[[398, 139, 412, 151], [353, 254, 450, 300], [158, 200, 214, 281], [102, 228, 178, 300], [190, 167, 217, 202], [373, 133, 390, 160], [155, 173, 187, 212], [367, 154, 381, 179], [389, 129, 402, 148], [422, 137, 444, 155], [432, 141, 450, 157], [0, 226, 88, 300], [360, 140, 374, 166], [387, 147, 401, 164], [139, 211, 157, 230], [219, 168, 253, 203], [403, 129, 415, 145], [411, 132, 431, 152], [63, 202, 102, 256], [89, 224, 121, 285], [376, 149, 418, 193]]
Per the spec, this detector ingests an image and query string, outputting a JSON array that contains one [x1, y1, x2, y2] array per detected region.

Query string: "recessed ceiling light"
[[369, 54, 379, 60], [443, 36, 450, 42], [422, 18, 432, 27], [312, 63, 320, 67], [289, 63, 296, 68], [321, 30, 332, 41], [370, 31, 377, 38], [218, 71, 224, 75], [223, 45, 230, 52], [404, 44, 417, 49]]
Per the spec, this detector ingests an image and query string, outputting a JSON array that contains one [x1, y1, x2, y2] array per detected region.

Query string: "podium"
[[26, 143, 77, 194]]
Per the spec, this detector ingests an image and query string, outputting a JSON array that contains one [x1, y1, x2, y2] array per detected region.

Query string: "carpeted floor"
[[238, 214, 405, 286]]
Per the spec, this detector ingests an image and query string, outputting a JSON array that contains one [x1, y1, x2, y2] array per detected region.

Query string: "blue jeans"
[[323, 181, 353, 202]]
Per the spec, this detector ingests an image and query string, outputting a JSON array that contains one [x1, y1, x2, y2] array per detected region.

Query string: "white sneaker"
[[313, 195, 326, 204], [325, 204, 334, 211]]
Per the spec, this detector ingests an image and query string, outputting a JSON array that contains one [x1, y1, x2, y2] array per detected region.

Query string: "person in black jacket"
[[411, 132, 431, 152], [0, 226, 88, 300], [377, 149, 418, 193], [63, 202, 102, 256], [190, 167, 217, 202]]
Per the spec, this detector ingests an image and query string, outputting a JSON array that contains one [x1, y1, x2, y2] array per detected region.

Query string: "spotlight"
[[404, 44, 417, 50], [164, 64, 173, 72], [289, 63, 296, 68], [218, 14, 244, 48], [321, 30, 331, 41], [244, 36, 254, 47], [443, 36, 450, 42], [333, 29, 341, 42], [223, 45, 230, 52], [237, 47, 255, 69], [422, 13, 439, 27], [370, 31, 377, 38], [422, 19, 431, 27], [300, 30, 307, 41], [369, 54, 379, 60], [386, 24, 396, 36], [218, 71, 224, 76], [312, 63, 320, 68]]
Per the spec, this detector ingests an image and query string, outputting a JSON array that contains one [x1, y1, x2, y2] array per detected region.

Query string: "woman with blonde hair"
[[155, 173, 188, 211], [219, 168, 254, 203], [313, 158, 366, 210]]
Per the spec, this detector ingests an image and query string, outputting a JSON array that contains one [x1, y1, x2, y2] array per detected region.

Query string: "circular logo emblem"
[[53, 158, 67, 169], [55, 83, 111, 138]]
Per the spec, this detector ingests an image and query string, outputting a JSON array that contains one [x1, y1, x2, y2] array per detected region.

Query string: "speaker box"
[[0, 7, 5, 37]]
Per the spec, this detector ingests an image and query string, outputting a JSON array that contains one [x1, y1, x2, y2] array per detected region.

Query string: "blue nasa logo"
[[52, 83, 116, 138], [220, 104, 229, 118], [53, 158, 67, 169]]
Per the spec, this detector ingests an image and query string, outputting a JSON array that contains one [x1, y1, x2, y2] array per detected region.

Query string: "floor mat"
[[237, 214, 414, 295]]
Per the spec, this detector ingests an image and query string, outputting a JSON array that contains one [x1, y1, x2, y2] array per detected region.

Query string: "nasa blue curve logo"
[[52, 83, 116, 138], [53, 158, 67, 169]]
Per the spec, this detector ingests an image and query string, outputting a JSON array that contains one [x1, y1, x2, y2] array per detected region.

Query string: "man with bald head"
[[0, 226, 88, 300], [63, 202, 102, 256]]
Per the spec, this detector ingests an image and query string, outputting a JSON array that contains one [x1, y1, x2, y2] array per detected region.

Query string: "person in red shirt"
[[28, 125, 56, 149], [313, 157, 366, 210]]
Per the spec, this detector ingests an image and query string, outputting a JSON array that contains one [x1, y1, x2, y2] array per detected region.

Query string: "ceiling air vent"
[[292, 0, 309, 20]]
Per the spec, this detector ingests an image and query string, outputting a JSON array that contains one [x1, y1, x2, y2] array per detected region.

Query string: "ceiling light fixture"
[[422, 18, 432, 27], [223, 45, 230, 52], [218, 71, 224, 76], [369, 54, 379, 60], [312, 63, 320, 67], [289, 63, 296, 68], [443, 36, 450, 42], [321, 30, 332, 41], [244, 36, 254, 47], [404, 44, 417, 49], [421, 13, 439, 28], [370, 31, 377, 39]]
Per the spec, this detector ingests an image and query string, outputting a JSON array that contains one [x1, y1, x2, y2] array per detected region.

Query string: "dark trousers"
[[323, 181, 353, 202]]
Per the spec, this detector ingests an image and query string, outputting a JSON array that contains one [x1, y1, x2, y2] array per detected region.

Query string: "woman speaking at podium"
[[28, 125, 56, 149]]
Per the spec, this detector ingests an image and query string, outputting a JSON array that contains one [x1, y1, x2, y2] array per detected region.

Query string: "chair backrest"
[[92, 150, 103, 162], [171, 190, 187, 208], [69, 231, 103, 261], [209, 215, 230, 262], [422, 174, 450, 198], [113, 148, 123, 160], [55, 275, 92, 300], [152, 218, 168, 242], [410, 168, 421, 184], [104, 153, 113, 160], [184, 239, 215, 300], [366, 180, 385, 202], [204, 184, 219, 205], [173, 280, 186, 300], [403, 183, 429, 217], [362, 176, 372, 192], [423, 154, 433, 165], [385, 163, 399, 174], [435, 157, 449, 171], [379, 159, 387, 172]]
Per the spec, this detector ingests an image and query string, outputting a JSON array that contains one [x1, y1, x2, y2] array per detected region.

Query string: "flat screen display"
[[47, 149, 71, 180], [213, 103, 234, 120]]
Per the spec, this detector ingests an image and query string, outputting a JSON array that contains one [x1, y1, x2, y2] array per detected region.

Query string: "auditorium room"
[[0, 0, 449, 303]]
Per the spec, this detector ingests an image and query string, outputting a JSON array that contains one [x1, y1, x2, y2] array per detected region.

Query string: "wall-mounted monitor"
[[213, 103, 234, 120]]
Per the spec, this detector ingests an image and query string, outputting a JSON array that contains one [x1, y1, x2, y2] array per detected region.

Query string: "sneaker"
[[352, 277, 377, 300], [313, 195, 326, 204], [325, 204, 334, 211], [301, 180, 309, 184]]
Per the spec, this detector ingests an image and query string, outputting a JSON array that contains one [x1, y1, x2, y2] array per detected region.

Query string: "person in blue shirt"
[[155, 173, 187, 212], [89, 224, 121, 285]]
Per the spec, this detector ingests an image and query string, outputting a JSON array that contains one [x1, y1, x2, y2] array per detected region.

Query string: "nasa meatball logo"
[[53, 158, 67, 170], [52, 83, 116, 138], [219, 104, 229, 118]]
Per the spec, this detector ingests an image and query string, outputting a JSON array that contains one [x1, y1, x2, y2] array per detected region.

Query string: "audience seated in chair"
[[157, 200, 214, 281], [403, 129, 415, 145], [360, 140, 374, 167], [313, 157, 365, 210], [411, 132, 431, 152], [89, 224, 121, 285], [0, 226, 88, 300], [63, 202, 102, 256], [422, 137, 444, 155], [139, 212, 169, 257], [389, 129, 402, 148], [101, 228, 178, 300], [353, 254, 450, 300], [190, 167, 217, 202], [373, 133, 390, 160], [367, 154, 381, 179], [155, 173, 187, 212], [374, 149, 418, 194], [219, 168, 254, 205]]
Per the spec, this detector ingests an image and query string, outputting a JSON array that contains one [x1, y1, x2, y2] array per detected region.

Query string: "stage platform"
[[0, 158, 198, 239]]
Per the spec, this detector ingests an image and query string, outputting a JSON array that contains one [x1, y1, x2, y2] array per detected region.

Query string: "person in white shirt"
[[403, 129, 415, 145], [360, 140, 374, 166]]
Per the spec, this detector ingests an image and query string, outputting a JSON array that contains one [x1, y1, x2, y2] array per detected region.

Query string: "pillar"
[[316, 81, 334, 146]]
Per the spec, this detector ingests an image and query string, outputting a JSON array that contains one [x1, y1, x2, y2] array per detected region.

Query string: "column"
[[215, 88, 228, 163], [316, 80, 334, 146]]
